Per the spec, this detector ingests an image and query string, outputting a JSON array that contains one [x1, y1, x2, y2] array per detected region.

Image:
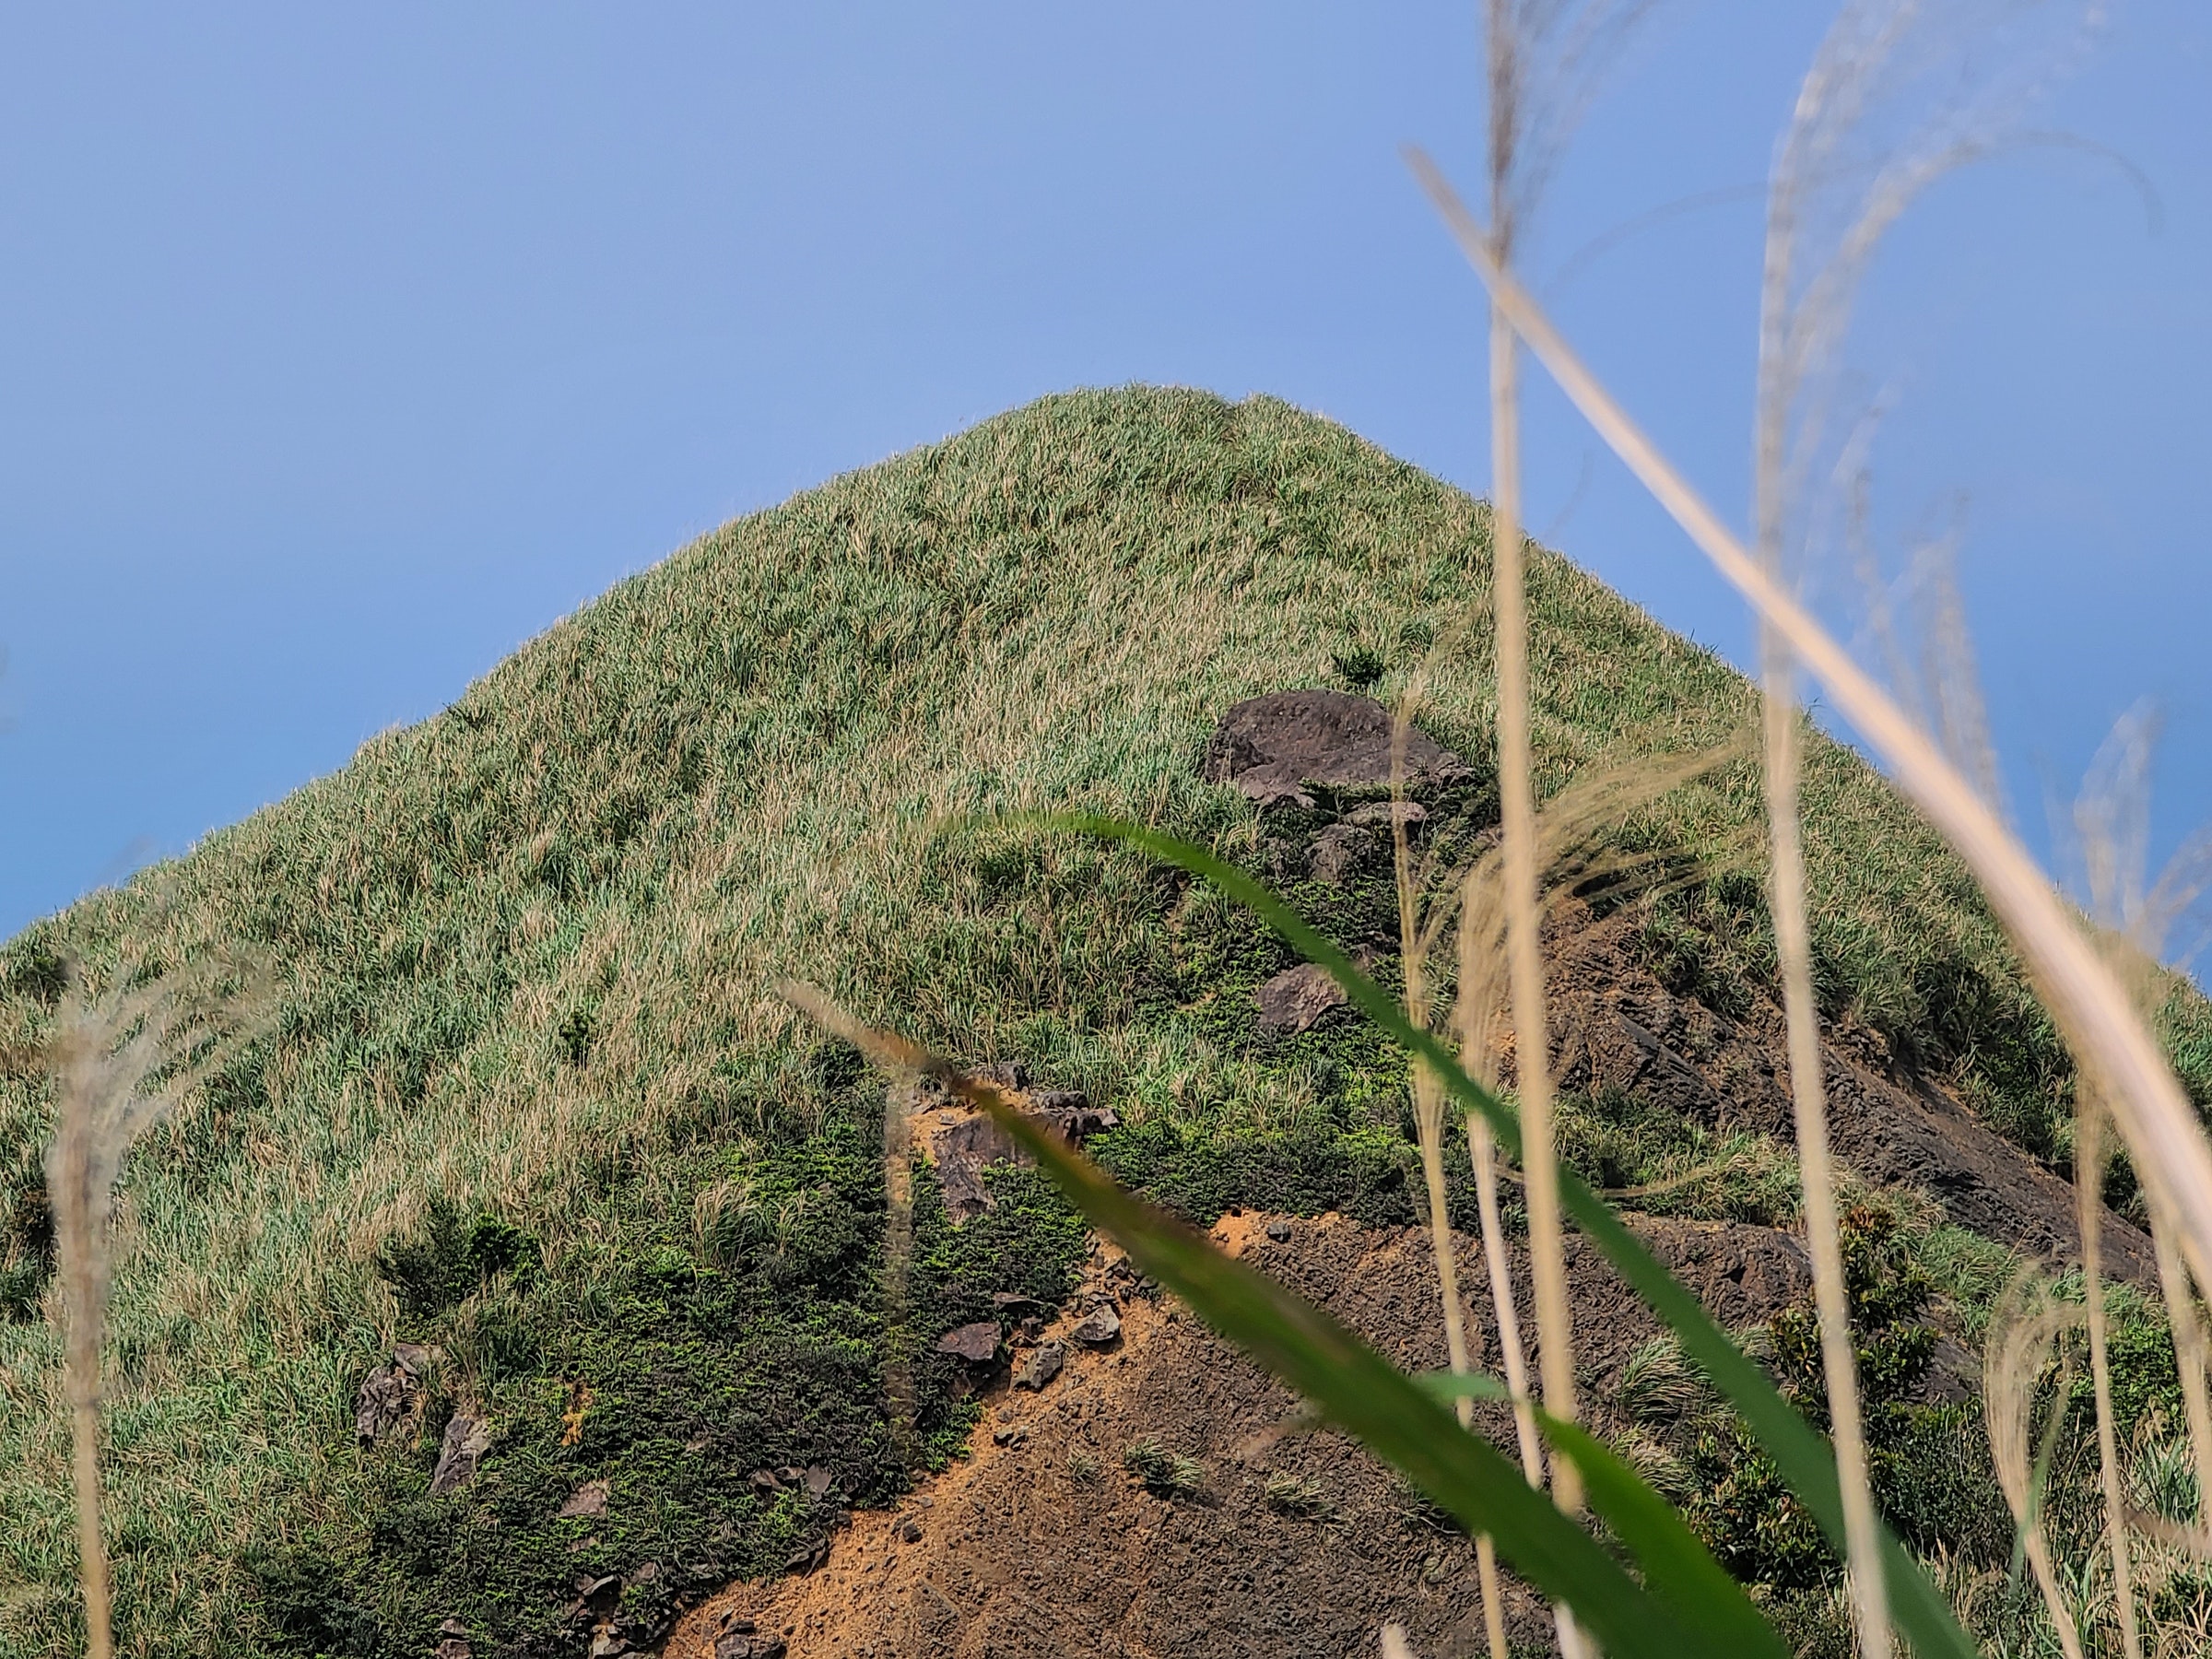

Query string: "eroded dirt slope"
[[1539, 905, 2157, 1285], [668, 1208, 1821, 1659]]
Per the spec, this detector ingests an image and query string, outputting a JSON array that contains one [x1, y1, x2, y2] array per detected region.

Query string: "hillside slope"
[[0, 387, 2195, 1656]]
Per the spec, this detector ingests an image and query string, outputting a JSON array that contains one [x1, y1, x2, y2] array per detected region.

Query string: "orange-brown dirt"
[[665, 1207, 1826, 1659]]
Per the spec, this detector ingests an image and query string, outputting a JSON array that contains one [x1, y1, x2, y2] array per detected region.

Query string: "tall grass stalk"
[[882, 1079, 917, 1467], [2147, 1210, 2212, 1536], [2073, 1100, 2142, 1655], [1459, 865, 1547, 1659], [1985, 1278, 2088, 1659], [1386, 804, 1500, 1653], [41, 951, 265, 1659], [1747, 11, 1934, 1644], [1389, 807, 1478, 1423], [1405, 151, 2212, 1351], [1476, 8, 1661, 1644], [1484, 44, 1583, 1547], [2071, 705, 2212, 1542], [1448, 742, 1739, 1504]]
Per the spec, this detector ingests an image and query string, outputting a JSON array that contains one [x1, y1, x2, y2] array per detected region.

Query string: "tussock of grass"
[[0, 386, 2187, 1654]]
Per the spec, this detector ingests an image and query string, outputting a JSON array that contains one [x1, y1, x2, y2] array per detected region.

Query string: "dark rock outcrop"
[[1203, 690, 1473, 809]]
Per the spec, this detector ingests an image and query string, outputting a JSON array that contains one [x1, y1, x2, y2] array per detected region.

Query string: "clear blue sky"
[[0, 3, 2204, 938]]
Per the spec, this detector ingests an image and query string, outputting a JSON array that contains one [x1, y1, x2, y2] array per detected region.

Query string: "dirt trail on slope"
[[667, 1207, 1821, 1659]]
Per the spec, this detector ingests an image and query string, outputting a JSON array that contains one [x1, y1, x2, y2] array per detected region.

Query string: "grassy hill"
[[0, 386, 2199, 1656]]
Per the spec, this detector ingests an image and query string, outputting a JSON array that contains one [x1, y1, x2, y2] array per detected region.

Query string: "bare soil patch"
[[667, 1207, 1820, 1659]]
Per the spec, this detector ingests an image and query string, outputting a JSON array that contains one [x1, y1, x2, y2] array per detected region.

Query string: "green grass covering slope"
[[0, 386, 2197, 1655]]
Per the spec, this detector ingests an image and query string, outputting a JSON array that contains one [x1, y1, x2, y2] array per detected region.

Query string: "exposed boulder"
[[935, 1321, 1002, 1363], [928, 1082, 1119, 1222], [1014, 1342, 1066, 1390], [429, 1410, 493, 1496], [354, 1342, 429, 1446], [1069, 1304, 1122, 1347], [929, 1114, 1020, 1221], [1306, 823, 1377, 883], [1203, 690, 1472, 808], [1255, 963, 1349, 1035]]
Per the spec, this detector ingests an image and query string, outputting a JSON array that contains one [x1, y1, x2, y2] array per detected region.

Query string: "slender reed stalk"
[[2070, 707, 2212, 1535], [2074, 1099, 2142, 1657], [2147, 1207, 2212, 1532], [1986, 1278, 2089, 1659], [41, 948, 267, 1659], [1751, 43, 1892, 1653], [1475, 1535, 1512, 1659], [1447, 739, 1738, 1513], [1468, 1112, 1546, 1488], [882, 1078, 916, 1468], [46, 1090, 116, 1659], [1488, 172, 1580, 1520], [1392, 817, 1479, 1418], [1481, 14, 1584, 1651], [1386, 726, 1502, 1654]]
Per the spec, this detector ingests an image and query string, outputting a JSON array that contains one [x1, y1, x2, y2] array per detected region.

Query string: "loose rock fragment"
[[571, 1574, 622, 1619], [1015, 1341, 1066, 1390], [558, 1479, 609, 1519], [1346, 800, 1428, 831], [353, 1345, 429, 1446], [1035, 1090, 1120, 1141], [428, 1411, 493, 1495], [1306, 823, 1376, 883], [935, 1321, 1001, 1363], [1255, 963, 1349, 1035], [1069, 1304, 1122, 1346]]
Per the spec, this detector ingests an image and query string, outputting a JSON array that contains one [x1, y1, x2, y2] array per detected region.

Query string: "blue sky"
[[0, 3, 2204, 938]]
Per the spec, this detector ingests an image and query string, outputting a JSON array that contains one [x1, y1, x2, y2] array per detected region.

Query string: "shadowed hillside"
[[2, 387, 2202, 1656]]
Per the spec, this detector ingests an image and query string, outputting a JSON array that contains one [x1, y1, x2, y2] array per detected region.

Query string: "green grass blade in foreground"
[[1050, 814, 1976, 1659], [1418, 1372, 1787, 1659], [1546, 1413, 1788, 1657]]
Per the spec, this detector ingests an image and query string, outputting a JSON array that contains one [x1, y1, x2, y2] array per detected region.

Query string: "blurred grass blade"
[[1048, 813, 1976, 1659], [1539, 1411, 1789, 1659], [779, 983, 1725, 1659], [1417, 1371, 1787, 1657], [1414, 1369, 1513, 1406]]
